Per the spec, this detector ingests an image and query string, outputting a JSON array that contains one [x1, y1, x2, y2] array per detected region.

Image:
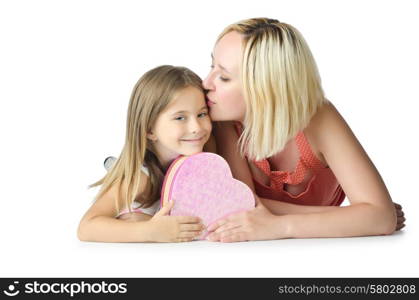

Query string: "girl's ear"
[[147, 131, 157, 142]]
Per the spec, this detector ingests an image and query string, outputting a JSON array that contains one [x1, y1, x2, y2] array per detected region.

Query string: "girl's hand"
[[117, 212, 152, 222], [148, 200, 205, 242], [206, 200, 285, 242], [394, 202, 405, 231]]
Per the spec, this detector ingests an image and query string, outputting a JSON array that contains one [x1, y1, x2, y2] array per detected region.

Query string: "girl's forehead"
[[164, 87, 206, 112]]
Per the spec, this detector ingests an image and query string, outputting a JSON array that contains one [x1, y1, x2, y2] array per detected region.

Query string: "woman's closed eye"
[[210, 64, 230, 82]]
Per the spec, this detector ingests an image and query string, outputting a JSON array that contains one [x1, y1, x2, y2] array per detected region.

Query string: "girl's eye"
[[174, 116, 186, 121], [219, 77, 230, 82], [210, 65, 214, 69], [198, 112, 208, 118]]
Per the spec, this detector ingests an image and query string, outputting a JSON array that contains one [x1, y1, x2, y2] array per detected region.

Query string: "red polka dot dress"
[[235, 124, 345, 206]]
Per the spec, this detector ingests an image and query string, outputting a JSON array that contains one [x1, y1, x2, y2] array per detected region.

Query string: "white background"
[[1, 0, 418, 277]]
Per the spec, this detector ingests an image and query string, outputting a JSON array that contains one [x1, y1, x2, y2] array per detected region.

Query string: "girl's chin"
[[179, 148, 204, 156]]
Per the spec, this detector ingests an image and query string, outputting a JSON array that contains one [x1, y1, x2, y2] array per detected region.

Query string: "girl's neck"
[[160, 157, 176, 172], [153, 151, 179, 173]]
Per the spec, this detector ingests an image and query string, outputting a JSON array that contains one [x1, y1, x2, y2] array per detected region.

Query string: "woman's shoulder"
[[308, 100, 342, 128], [304, 101, 348, 166], [203, 132, 217, 153]]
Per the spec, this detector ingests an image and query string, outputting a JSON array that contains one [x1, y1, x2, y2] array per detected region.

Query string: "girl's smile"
[[147, 86, 212, 168]]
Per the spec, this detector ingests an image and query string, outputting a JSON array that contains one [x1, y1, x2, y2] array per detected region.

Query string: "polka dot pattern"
[[251, 132, 324, 191], [233, 122, 345, 206]]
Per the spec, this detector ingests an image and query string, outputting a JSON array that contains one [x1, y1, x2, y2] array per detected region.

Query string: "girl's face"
[[203, 31, 246, 122], [148, 86, 212, 165]]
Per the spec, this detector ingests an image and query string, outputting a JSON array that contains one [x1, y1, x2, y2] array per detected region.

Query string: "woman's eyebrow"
[[211, 53, 231, 74]]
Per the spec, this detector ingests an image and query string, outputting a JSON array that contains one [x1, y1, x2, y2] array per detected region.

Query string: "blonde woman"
[[204, 18, 405, 242], [78, 65, 213, 243]]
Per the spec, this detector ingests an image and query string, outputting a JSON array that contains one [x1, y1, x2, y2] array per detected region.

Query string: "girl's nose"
[[190, 118, 203, 134]]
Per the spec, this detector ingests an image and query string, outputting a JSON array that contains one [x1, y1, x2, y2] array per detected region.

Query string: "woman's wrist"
[[272, 214, 293, 239]]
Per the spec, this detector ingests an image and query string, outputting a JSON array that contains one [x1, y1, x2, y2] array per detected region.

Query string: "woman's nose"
[[202, 73, 214, 91]]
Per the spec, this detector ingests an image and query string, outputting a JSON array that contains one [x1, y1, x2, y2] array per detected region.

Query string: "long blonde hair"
[[218, 18, 326, 160], [88, 65, 203, 213]]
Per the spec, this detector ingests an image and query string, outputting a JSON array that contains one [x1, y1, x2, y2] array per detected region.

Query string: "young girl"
[[78, 65, 214, 243], [203, 18, 405, 242]]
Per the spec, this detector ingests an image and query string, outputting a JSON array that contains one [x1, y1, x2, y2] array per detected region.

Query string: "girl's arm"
[[77, 172, 204, 243], [209, 104, 397, 241]]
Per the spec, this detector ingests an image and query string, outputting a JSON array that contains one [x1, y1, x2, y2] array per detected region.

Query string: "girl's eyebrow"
[[171, 106, 208, 115], [211, 53, 231, 74]]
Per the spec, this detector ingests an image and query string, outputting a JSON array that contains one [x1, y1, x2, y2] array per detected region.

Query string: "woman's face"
[[203, 31, 246, 122]]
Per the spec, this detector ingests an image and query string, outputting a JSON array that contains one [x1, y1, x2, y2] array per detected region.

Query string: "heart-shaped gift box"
[[160, 152, 255, 240]]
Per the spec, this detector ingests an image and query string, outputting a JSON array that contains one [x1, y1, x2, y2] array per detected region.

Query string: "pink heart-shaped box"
[[160, 152, 255, 240]]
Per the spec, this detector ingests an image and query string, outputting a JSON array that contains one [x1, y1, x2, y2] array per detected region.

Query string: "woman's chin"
[[209, 111, 241, 122]]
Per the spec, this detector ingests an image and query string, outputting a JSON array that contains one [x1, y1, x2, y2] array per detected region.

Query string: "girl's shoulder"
[[140, 164, 150, 176], [105, 156, 150, 177]]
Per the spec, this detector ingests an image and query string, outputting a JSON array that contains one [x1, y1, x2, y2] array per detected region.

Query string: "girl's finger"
[[176, 237, 194, 243], [178, 231, 202, 238], [176, 216, 202, 224], [154, 200, 174, 217], [397, 210, 404, 217], [180, 223, 205, 232]]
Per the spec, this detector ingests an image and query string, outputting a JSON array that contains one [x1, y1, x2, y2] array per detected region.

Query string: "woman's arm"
[[261, 197, 404, 230], [259, 197, 338, 215], [208, 103, 397, 241], [297, 102, 397, 236]]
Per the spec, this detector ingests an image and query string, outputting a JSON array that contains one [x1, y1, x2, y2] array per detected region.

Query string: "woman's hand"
[[148, 200, 205, 242], [206, 200, 286, 242], [394, 202, 405, 231]]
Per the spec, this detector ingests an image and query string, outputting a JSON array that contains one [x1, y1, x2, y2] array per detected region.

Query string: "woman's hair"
[[88, 65, 203, 214], [217, 18, 327, 160]]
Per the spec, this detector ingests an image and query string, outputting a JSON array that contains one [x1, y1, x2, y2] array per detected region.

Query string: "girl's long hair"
[[218, 18, 327, 160], [88, 65, 203, 214]]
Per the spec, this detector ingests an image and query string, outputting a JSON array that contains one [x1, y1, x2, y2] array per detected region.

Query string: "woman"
[[203, 18, 405, 242]]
